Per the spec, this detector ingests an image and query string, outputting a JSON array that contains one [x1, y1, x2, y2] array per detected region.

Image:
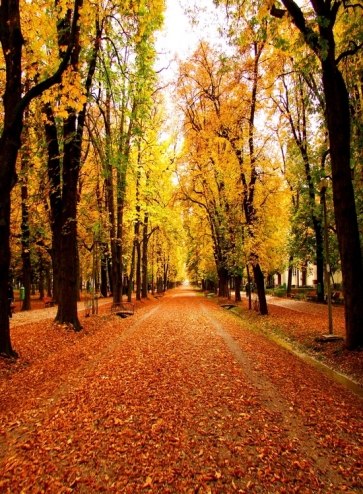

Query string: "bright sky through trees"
[[155, 0, 220, 79]]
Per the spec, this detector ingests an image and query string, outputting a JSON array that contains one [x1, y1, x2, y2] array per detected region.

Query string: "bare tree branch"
[[336, 41, 363, 65]]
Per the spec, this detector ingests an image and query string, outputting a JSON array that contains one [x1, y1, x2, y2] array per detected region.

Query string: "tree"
[[176, 40, 288, 308], [87, 2, 163, 305], [42, 3, 101, 331], [270, 0, 363, 348], [0, 0, 81, 356], [273, 63, 326, 301]]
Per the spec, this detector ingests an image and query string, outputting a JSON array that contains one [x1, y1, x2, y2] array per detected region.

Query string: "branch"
[[15, 0, 81, 120], [146, 226, 159, 241], [80, 239, 94, 252], [321, 148, 330, 168], [270, 4, 286, 18], [343, 0, 363, 9], [271, 0, 320, 56], [336, 41, 363, 65]]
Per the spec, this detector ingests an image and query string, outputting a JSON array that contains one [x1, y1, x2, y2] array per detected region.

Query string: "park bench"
[[322, 291, 344, 304], [289, 290, 305, 300], [330, 292, 343, 304], [306, 291, 317, 302], [110, 301, 134, 318], [43, 296, 55, 308]]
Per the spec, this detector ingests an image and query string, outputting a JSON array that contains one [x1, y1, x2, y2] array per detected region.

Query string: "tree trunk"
[[253, 263, 268, 315], [38, 267, 45, 300], [100, 245, 108, 297], [0, 0, 24, 357], [76, 247, 81, 302], [280, 71, 326, 303], [314, 222, 324, 302], [235, 274, 242, 302], [0, 184, 15, 357], [107, 256, 113, 295], [44, 104, 62, 304], [322, 62, 363, 349], [0, 0, 80, 356], [163, 261, 169, 293], [20, 164, 32, 312], [55, 113, 82, 331], [157, 276, 163, 294], [46, 267, 52, 297], [103, 92, 122, 304], [287, 256, 293, 296], [141, 213, 149, 299], [136, 240, 141, 301], [54, 11, 100, 330], [127, 243, 136, 303], [218, 266, 229, 298], [246, 264, 252, 310]]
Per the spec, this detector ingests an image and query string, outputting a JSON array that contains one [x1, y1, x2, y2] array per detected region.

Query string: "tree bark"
[[218, 266, 229, 298], [44, 104, 62, 303], [235, 274, 242, 302], [20, 151, 32, 311], [322, 63, 363, 348], [157, 276, 163, 294], [55, 114, 82, 330], [100, 244, 108, 298], [287, 256, 293, 296], [279, 72, 325, 302], [252, 262, 268, 315], [0, 0, 24, 357], [127, 243, 136, 303], [135, 165, 141, 301], [46, 267, 52, 297], [136, 238, 141, 301]]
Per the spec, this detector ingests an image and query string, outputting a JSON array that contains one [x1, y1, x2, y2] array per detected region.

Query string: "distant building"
[[270, 263, 342, 288]]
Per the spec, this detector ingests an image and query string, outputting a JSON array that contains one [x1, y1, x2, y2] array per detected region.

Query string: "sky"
[[154, 0, 220, 80], [154, 0, 199, 78]]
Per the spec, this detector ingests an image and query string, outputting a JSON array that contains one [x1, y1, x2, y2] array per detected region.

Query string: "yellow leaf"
[[142, 476, 152, 488]]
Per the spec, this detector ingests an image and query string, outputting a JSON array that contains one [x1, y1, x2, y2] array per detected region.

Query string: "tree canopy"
[[1, 0, 363, 354]]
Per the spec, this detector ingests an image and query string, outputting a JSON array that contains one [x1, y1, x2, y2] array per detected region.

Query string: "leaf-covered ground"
[[1, 287, 362, 493], [217, 294, 363, 388]]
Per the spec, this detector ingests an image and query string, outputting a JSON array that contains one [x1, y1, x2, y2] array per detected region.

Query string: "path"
[[1, 287, 362, 493], [266, 294, 344, 316]]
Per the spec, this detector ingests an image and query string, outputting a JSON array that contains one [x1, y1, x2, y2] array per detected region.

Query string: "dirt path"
[[1, 287, 362, 493], [266, 294, 345, 317]]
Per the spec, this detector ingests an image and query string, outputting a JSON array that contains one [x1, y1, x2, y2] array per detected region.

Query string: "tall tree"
[[43, 5, 101, 330], [176, 39, 287, 311], [0, 0, 81, 356], [273, 65, 326, 302], [270, 0, 363, 348]]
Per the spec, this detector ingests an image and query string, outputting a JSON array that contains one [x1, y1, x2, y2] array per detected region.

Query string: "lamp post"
[[320, 178, 333, 335]]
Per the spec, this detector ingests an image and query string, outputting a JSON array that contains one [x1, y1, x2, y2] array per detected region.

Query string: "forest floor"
[[1, 286, 362, 493]]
